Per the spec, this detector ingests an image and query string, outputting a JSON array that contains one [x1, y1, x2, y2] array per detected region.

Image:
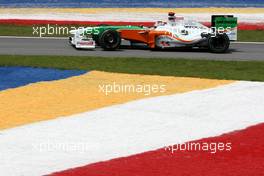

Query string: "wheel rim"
[[104, 33, 117, 48], [210, 35, 226, 49], [106, 34, 114, 43], [100, 30, 121, 50]]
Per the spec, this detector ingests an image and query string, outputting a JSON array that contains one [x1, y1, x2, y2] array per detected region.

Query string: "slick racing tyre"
[[208, 33, 230, 53], [99, 30, 121, 50]]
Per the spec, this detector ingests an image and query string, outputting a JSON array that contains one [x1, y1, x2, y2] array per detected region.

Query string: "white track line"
[[0, 36, 68, 39], [233, 41, 264, 45]]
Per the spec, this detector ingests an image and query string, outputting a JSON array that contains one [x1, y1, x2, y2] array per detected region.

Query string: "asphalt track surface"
[[0, 37, 264, 61]]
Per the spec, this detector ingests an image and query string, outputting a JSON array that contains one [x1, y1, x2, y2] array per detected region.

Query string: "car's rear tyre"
[[208, 33, 230, 53], [99, 30, 121, 50]]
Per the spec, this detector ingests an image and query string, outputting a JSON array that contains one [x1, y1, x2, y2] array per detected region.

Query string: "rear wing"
[[211, 15, 238, 41]]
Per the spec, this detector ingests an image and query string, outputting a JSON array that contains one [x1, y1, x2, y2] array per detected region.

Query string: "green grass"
[[0, 24, 34, 36], [0, 24, 72, 37], [0, 55, 264, 81], [238, 30, 264, 42], [0, 24, 264, 42]]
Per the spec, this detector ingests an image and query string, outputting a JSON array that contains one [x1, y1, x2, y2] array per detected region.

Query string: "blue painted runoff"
[[0, 66, 87, 91]]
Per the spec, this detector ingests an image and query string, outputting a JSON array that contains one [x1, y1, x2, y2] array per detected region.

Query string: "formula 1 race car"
[[69, 13, 237, 53]]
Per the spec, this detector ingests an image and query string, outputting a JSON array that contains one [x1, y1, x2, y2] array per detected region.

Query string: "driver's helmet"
[[168, 12, 176, 23]]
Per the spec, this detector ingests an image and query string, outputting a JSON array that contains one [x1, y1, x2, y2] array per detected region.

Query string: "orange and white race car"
[[70, 12, 237, 53]]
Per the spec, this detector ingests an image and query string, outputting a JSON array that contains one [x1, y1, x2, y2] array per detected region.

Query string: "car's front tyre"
[[99, 30, 121, 51]]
